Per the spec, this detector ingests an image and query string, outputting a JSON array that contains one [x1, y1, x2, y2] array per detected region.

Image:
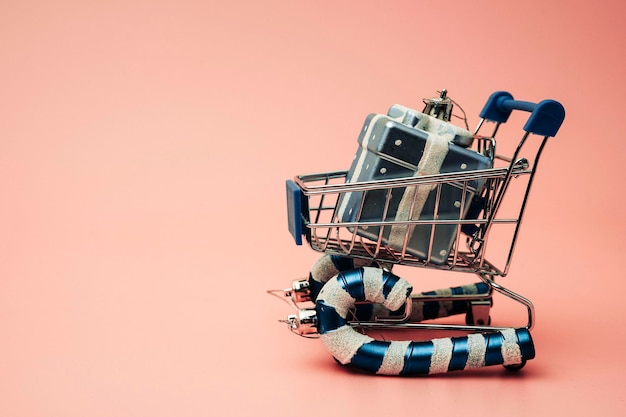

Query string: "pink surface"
[[1, 0, 625, 416]]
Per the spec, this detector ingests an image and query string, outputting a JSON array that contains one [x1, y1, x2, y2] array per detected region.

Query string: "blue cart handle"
[[479, 91, 565, 137]]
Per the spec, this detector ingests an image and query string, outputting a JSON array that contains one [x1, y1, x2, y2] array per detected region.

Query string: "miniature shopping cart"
[[271, 90, 565, 376]]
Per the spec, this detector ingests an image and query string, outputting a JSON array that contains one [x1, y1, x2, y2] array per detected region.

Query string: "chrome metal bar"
[[502, 136, 550, 275], [451, 179, 469, 268], [479, 273, 535, 330], [350, 322, 510, 333], [295, 168, 526, 195], [425, 183, 443, 263], [308, 218, 521, 228]]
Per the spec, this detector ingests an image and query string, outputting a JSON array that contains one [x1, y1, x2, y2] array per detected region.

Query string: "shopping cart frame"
[[277, 91, 565, 374]]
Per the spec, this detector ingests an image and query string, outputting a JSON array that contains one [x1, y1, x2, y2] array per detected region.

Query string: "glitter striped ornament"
[[315, 267, 535, 375]]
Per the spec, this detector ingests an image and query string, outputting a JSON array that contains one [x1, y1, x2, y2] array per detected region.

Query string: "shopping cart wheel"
[[465, 300, 492, 326], [504, 360, 527, 372], [465, 311, 491, 326]]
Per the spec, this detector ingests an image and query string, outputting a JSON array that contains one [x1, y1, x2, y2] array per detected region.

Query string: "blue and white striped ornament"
[[316, 267, 535, 375]]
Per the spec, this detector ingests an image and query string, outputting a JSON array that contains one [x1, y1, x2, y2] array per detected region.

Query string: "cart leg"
[[466, 300, 492, 326], [479, 273, 535, 330]]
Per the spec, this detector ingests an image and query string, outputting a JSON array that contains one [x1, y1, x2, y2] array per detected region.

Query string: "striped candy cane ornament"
[[315, 267, 535, 375]]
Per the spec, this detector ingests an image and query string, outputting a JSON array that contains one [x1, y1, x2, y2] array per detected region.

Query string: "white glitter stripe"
[[429, 338, 454, 374], [465, 333, 486, 369], [362, 267, 385, 304], [310, 255, 339, 285], [420, 114, 473, 144], [388, 132, 451, 250], [383, 278, 412, 312], [317, 278, 355, 319], [500, 328, 523, 366], [319, 325, 373, 365], [378, 340, 411, 375], [310, 255, 373, 285]]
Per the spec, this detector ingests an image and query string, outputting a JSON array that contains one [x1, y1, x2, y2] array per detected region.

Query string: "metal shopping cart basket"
[[270, 90, 565, 376]]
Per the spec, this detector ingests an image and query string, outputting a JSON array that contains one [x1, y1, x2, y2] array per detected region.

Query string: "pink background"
[[1, 0, 624, 416]]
